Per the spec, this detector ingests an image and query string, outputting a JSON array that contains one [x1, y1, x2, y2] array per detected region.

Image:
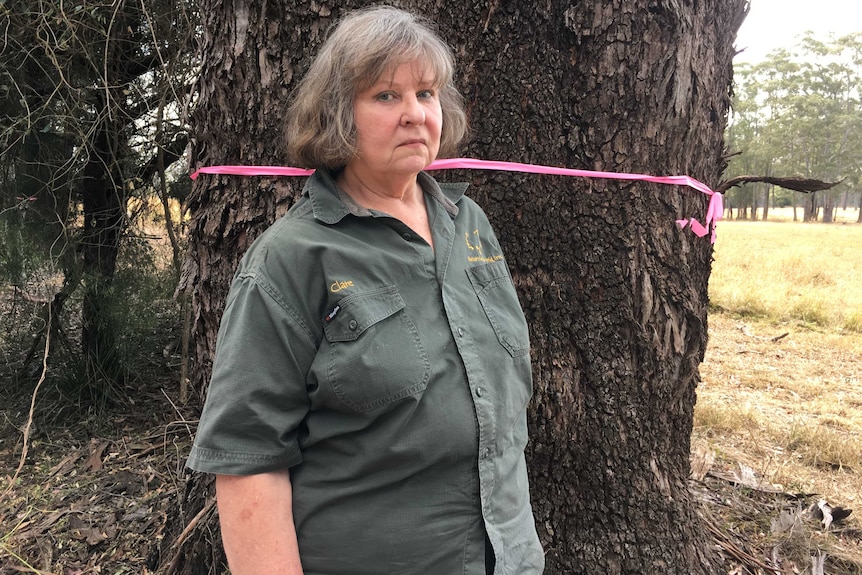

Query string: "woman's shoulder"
[[235, 202, 322, 278], [252, 195, 321, 246]]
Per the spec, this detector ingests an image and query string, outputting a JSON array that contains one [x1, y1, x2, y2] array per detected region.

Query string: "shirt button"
[[348, 319, 358, 331], [457, 327, 464, 337], [402, 232, 412, 241], [481, 447, 491, 459], [475, 387, 483, 397]]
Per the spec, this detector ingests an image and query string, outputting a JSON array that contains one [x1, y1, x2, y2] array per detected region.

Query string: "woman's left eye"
[[418, 90, 435, 99]]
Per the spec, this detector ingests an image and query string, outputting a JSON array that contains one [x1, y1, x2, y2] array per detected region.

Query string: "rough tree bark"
[[169, 2, 335, 571], [438, 2, 746, 572], [172, 1, 747, 573], [446, 2, 745, 572]]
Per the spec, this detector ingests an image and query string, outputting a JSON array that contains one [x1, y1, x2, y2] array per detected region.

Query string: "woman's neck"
[[337, 166, 423, 211]]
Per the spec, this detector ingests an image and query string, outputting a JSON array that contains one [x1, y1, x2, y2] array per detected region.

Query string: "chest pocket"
[[466, 260, 531, 358], [322, 285, 430, 412]]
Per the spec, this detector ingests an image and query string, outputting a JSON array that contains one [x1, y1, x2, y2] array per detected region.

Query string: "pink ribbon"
[[191, 157, 722, 242]]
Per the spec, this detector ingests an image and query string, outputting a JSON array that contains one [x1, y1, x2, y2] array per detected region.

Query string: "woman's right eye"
[[375, 92, 395, 102]]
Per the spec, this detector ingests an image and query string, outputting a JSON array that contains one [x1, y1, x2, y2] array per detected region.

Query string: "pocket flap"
[[466, 259, 510, 289], [466, 260, 530, 358], [323, 285, 406, 342]]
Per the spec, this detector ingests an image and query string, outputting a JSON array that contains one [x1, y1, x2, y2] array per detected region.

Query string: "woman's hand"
[[216, 469, 304, 575]]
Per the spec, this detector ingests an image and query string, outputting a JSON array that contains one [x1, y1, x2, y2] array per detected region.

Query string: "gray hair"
[[286, 5, 468, 170]]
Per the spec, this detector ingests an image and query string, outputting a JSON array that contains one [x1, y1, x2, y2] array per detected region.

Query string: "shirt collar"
[[305, 169, 467, 224]]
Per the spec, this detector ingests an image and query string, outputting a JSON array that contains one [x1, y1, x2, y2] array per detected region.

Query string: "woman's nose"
[[400, 96, 426, 125]]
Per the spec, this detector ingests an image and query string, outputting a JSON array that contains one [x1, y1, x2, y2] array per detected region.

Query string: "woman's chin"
[[391, 155, 435, 175]]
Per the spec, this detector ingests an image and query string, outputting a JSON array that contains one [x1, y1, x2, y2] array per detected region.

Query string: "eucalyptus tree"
[[0, 0, 196, 389], [176, 1, 746, 573]]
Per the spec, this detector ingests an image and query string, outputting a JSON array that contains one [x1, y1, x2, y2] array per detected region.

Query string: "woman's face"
[[349, 60, 442, 178]]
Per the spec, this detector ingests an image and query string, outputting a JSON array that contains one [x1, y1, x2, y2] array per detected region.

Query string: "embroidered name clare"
[[330, 280, 354, 293]]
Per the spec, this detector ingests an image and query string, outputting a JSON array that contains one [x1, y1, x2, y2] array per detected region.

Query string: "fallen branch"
[[162, 497, 217, 575], [717, 175, 841, 194], [738, 324, 789, 343], [11, 286, 50, 304]]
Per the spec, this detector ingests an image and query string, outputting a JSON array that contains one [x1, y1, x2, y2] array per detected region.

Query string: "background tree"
[[0, 0, 196, 393], [726, 33, 862, 221], [177, 1, 746, 573]]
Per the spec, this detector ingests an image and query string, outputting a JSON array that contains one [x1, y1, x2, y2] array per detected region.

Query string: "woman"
[[187, 6, 544, 574]]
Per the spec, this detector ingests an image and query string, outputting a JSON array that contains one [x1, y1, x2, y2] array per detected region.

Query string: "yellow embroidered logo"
[[465, 230, 503, 263], [330, 280, 354, 292], [465, 230, 484, 256]]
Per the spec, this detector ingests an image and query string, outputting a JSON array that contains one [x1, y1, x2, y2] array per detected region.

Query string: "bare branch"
[[716, 175, 842, 194]]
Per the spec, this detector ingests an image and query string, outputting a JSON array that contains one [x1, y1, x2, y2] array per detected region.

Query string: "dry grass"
[[695, 218, 862, 573], [696, 315, 862, 494], [709, 217, 862, 332], [741, 206, 861, 225]]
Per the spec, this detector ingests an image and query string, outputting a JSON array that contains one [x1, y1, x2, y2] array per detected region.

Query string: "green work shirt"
[[187, 170, 544, 575]]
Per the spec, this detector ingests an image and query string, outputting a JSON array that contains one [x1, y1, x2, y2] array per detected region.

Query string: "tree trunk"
[[441, 2, 743, 572], [79, 108, 126, 389], [762, 185, 770, 221], [822, 194, 835, 223], [751, 184, 760, 222], [74, 1, 167, 392], [169, 1, 315, 571], [804, 191, 819, 222], [173, 1, 746, 573]]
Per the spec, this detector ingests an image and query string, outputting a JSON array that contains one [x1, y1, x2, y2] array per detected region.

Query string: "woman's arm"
[[215, 469, 304, 575]]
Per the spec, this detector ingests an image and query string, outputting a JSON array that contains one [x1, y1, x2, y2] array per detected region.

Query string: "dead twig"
[[162, 496, 216, 575], [1, 301, 52, 505], [738, 324, 789, 342], [704, 518, 784, 575]]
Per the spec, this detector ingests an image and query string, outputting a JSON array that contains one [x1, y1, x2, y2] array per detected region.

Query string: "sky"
[[734, 0, 862, 64]]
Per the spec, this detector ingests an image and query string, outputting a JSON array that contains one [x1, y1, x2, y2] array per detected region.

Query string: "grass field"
[[738, 206, 861, 225], [709, 214, 862, 332], [695, 217, 862, 571]]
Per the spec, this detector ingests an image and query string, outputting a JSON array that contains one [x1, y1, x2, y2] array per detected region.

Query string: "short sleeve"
[[186, 273, 317, 475]]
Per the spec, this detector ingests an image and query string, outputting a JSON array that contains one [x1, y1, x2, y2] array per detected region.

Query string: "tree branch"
[[716, 175, 842, 194]]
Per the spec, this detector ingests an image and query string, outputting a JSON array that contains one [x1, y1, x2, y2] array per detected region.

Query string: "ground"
[[1, 312, 860, 574], [0, 380, 196, 573]]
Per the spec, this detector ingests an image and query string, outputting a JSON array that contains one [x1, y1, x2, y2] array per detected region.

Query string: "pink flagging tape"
[[190, 165, 315, 179], [191, 157, 722, 242]]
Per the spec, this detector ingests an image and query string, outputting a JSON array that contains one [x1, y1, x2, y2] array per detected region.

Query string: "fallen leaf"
[[84, 441, 110, 473]]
